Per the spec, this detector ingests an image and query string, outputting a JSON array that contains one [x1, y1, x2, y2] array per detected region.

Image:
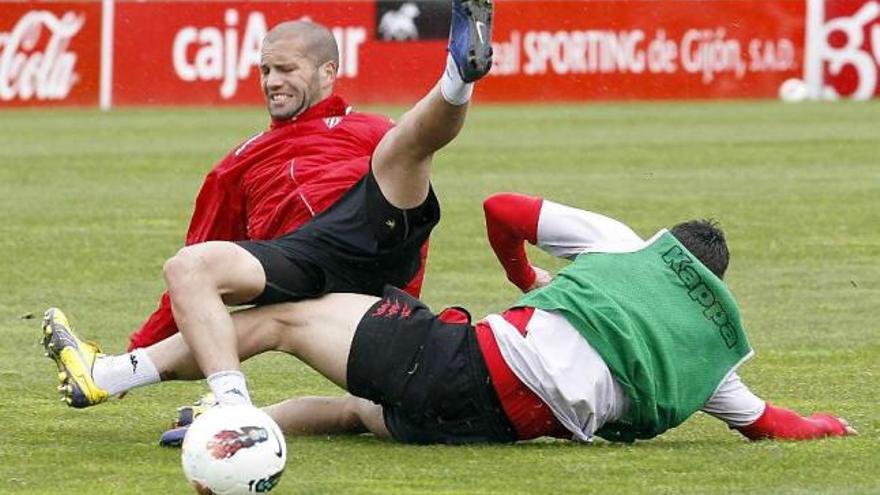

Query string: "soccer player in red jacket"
[[127, 21, 424, 351]]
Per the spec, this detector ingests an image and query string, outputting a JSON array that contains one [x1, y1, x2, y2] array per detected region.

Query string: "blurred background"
[[1, 0, 878, 109]]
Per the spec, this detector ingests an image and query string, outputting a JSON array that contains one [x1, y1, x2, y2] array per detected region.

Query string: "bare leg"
[[146, 303, 291, 381], [162, 241, 265, 377], [371, 85, 469, 210], [267, 294, 379, 387], [264, 395, 390, 439], [370, 0, 494, 210], [146, 295, 391, 440], [145, 293, 379, 388]]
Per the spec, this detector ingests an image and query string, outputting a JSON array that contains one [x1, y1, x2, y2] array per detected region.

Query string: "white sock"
[[439, 54, 473, 106], [207, 370, 252, 406], [92, 349, 160, 396]]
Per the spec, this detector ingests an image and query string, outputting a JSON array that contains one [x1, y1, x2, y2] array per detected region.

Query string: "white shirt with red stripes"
[[484, 200, 766, 441]]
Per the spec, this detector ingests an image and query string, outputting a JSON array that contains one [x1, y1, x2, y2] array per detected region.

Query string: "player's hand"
[[737, 404, 857, 441], [840, 417, 858, 436], [813, 414, 858, 436], [526, 266, 552, 292]]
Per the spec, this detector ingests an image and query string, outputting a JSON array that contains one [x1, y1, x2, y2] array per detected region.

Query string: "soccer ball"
[[778, 78, 809, 103], [181, 404, 287, 494]]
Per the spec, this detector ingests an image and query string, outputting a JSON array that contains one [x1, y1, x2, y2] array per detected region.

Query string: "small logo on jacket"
[[324, 117, 342, 129]]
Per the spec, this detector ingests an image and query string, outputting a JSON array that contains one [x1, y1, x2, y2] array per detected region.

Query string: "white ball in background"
[[779, 78, 809, 103]]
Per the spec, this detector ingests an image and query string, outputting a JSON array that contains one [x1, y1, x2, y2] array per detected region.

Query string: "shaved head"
[[265, 20, 339, 67], [259, 20, 339, 120]]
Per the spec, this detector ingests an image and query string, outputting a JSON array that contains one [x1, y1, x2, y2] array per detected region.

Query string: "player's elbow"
[[483, 192, 514, 209], [483, 192, 518, 222], [484, 192, 542, 218]]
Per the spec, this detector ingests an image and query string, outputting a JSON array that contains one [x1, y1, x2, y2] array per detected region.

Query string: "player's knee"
[[339, 397, 361, 428], [349, 396, 389, 438], [163, 247, 212, 294], [341, 395, 370, 432]]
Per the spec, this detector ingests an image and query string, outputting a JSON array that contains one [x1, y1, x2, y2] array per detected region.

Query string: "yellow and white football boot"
[[42, 308, 109, 408]]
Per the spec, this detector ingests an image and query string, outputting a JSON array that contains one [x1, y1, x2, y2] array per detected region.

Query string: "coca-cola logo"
[[0, 10, 84, 102]]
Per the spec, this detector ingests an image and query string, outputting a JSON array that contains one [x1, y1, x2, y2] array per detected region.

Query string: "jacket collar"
[[269, 94, 350, 129]]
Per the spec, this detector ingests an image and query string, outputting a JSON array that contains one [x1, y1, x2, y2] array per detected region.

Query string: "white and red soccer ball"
[[181, 405, 287, 494]]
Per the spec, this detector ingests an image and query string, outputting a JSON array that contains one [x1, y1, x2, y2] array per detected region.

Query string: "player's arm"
[[482, 192, 642, 292], [702, 372, 855, 440]]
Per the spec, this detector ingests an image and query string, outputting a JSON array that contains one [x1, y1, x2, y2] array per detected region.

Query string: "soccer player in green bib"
[[43, 193, 855, 444]]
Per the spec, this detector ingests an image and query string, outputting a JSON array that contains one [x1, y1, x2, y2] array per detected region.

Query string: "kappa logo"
[[371, 297, 413, 319], [661, 245, 739, 349], [129, 354, 139, 374], [226, 388, 246, 399]]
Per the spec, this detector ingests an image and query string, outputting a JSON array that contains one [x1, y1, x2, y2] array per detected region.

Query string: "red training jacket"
[[128, 95, 429, 350]]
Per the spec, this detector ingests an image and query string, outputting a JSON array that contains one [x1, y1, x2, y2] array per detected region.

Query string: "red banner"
[[0, 3, 102, 107], [813, 0, 880, 99], [1, 0, 878, 107], [112, 2, 392, 105], [110, 0, 808, 105], [482, 1, 806, 101]]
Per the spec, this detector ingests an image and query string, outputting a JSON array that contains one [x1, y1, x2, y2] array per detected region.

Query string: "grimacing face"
[[259, 37, 325, 121]]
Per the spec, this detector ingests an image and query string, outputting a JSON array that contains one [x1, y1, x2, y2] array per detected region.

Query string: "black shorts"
[[238, 169, 440, 305], [347, 286, 517, 444]]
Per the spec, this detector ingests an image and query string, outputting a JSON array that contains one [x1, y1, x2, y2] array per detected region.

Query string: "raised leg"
[[370, 0, 494, 209]]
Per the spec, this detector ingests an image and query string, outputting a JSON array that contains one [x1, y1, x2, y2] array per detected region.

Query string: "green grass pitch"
[[0, 100, 878, 494]]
